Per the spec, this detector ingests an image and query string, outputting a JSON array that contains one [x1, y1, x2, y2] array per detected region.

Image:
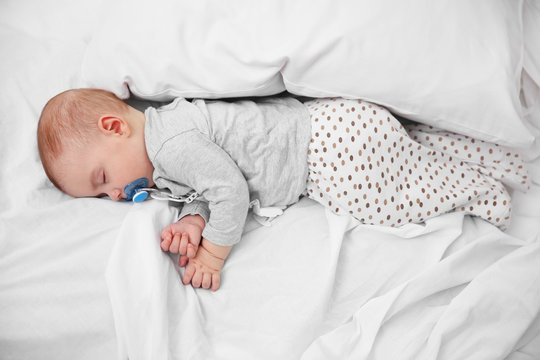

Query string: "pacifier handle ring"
[[149, 190, 199, 203]]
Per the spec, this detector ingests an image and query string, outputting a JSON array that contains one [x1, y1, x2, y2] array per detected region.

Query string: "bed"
[[1, 0, 539, 359]]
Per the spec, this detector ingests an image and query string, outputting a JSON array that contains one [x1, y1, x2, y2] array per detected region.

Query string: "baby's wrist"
[[201, 238, 232, 262], [178, 213, 206, 229], [195, 239, 232, 272]]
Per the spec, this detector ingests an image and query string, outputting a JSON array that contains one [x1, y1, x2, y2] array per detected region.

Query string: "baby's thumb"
[[179, 255, 189, 267]]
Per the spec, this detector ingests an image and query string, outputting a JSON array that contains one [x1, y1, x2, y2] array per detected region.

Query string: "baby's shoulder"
[[145, 101, 206, 160], [154, 97, 187, 113]]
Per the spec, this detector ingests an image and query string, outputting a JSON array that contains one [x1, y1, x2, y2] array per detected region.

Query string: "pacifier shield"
[[133, 191, 149, 203], [124, 177, 149, 201]]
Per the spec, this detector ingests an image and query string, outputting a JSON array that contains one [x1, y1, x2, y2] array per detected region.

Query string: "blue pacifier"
[[124, 177, 149, 203], [123, 177, 200, 204]]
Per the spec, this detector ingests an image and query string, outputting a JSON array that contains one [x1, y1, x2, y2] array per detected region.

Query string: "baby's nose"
[[109, 189, 122, 201]]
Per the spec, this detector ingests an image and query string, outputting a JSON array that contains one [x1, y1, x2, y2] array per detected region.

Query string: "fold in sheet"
[[106, 200, 209, 360], [106, 196, 539, 359], [302, 219, 540, 360]]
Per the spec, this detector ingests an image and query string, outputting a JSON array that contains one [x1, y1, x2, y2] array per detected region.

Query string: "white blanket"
[[106, 196, 540, 359]]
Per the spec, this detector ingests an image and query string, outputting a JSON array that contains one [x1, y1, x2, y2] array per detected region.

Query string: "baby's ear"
[[98, 116, 130, 136]]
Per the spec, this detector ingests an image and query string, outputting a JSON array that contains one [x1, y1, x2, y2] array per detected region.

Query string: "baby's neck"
[[130, 107, 147, 128]]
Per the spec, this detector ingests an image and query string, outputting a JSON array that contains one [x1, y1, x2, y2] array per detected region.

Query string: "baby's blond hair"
[[37, 88, 129, 190]]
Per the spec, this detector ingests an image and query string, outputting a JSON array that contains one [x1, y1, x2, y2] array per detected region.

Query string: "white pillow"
[[523, 0, 540, 89], [81, 0, 286, 99], [279, 0, 531, 148], [521, 0, 540, 157], [81, 0, 533, 148]]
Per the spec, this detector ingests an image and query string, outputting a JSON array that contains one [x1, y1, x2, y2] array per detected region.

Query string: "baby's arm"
[[156, 130, 250, 246], [155, 130, 251, 290]]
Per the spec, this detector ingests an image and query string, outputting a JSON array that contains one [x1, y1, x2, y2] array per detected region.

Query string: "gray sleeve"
[[178, 200, 210, 225], [155, 130, 250, 246]]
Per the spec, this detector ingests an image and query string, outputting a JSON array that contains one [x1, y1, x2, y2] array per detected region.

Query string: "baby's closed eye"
[[100, 169, 106, 184]]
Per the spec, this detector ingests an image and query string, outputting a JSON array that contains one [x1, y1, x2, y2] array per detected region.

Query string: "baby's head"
[[37, 88, 154, 200]]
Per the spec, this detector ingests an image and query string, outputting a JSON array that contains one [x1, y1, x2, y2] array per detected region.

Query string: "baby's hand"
[[161, 214, 205, 267], [183, 239, 232, 292]]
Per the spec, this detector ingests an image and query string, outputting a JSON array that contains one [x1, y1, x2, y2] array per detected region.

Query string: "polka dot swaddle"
[[304, 98, 529, 229]]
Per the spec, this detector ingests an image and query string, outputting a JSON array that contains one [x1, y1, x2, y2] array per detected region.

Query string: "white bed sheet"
[[1, 1, 540, 360], [106, 188, 540, 360]]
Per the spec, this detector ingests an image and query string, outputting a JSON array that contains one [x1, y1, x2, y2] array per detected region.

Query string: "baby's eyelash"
[[99, 169, 106, 184]]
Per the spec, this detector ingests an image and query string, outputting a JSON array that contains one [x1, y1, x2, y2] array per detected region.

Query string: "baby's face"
[[56, 132, 154, 201]]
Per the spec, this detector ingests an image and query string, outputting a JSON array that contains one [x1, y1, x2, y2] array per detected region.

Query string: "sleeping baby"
[[36, 89, 529, 291]]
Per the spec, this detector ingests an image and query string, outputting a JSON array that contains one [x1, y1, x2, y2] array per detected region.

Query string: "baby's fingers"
[[170, 233, 181, 253], [211, 273, 221, 292], [202, 273, 212, 290], [186, 243, 197, 259], [179, 233, 189, 256], [160, 231, 172, 251], [183, 263, 196, 285], [179, 255, 189, 267], [191, 268, 203, 288]]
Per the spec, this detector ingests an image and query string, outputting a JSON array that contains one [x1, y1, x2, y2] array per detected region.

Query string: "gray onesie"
[[144, 97, 311, 246]]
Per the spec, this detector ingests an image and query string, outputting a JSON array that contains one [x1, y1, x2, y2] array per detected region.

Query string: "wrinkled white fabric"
[[106, 197, 540, 360]]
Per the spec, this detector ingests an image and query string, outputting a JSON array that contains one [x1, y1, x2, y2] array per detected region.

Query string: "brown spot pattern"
[[303, 98, 528, 229]]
